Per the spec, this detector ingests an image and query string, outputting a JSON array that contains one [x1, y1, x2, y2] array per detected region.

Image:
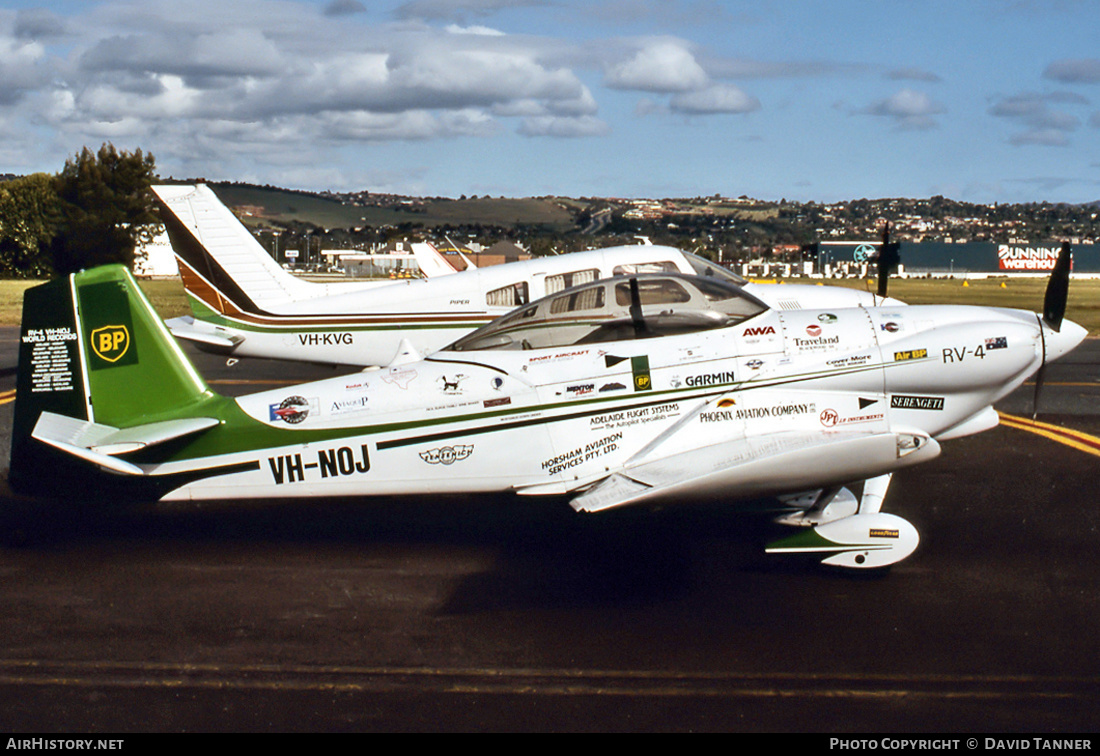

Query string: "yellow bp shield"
[[91, 325, 130, 363]]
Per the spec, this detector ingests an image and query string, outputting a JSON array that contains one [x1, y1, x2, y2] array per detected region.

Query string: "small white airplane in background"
[[9, 242, 1082, 569], [153, 184, 902, 367]]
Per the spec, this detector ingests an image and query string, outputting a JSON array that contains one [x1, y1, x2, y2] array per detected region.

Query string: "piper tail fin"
[[152, 183, 312, 318], [11, 265, 216, 497]]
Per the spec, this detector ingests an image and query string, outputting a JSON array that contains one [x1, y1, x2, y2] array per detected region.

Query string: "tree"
[[49, 144, 159, 276], [0, 173, 61, 278]]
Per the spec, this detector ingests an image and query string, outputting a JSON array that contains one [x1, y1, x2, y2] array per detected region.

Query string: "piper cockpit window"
[[447, 273, 767, 352]]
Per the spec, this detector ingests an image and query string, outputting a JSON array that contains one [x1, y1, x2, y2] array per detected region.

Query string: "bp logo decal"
[[631, 355, 651, 392], [90, 325, 130, 363]]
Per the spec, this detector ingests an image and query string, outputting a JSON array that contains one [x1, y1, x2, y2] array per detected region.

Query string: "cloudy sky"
[[2, 0, 1099, 203]]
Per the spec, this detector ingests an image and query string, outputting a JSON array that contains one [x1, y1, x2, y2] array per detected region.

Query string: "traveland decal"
[[794, 335, 841, 350], [589, 403, 681, 430], [269, 395, 315, 424], [542, 432, 622, 475], [891, 395, 945, 410], [298, 332, 352, 346], [420, 445, 474, 465], [685, 371, 736, 387], [894, 348, 928, 362], [716, 397, 736, 408], [268, 444, 370, 484]]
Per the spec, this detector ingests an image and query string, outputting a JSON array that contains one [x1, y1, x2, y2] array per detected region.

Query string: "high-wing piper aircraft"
[[153, 184, 902, 367], [9, 244, 1084, 568]]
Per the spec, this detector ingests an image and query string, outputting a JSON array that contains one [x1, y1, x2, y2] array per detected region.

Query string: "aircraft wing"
[[569, 429, 938, 513]]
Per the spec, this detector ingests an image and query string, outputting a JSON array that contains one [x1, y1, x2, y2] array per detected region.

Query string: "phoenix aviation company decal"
[[700, 402, 817, 423]]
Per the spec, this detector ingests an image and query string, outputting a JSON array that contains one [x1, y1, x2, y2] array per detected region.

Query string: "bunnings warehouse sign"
[[997, 244, 1067, 271], [820, 241, 1098, 273]]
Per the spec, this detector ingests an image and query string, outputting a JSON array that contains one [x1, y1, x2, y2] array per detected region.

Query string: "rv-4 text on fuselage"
[[10, 255, 1083, 568], [153, 184, 903, 367]]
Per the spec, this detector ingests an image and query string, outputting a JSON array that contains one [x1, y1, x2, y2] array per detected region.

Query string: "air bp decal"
[[90, 325, 130, 363]]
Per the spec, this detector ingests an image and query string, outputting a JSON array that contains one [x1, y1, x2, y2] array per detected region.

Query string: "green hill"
[[205, 183, 575, 231]]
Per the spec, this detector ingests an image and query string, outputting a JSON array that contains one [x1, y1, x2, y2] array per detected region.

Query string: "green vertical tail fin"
[[11, 265, 216, 497]]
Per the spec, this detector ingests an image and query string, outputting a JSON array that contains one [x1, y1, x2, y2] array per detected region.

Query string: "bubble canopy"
[[445, 273, 769, 352]]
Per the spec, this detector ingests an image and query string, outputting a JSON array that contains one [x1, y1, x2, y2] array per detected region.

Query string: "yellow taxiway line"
[[997, 411, 1100, 459]]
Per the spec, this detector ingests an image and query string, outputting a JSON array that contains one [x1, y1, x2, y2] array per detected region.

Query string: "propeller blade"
[[1034, 242, 1072, 417], [1042, 241, 1071, 332], [876, 221, 900, 299]]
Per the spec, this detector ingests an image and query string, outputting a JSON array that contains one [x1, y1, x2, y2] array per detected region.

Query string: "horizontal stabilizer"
[[570, 430, 938, 513], [32, 411, 220, 473], [165, 316, 244, 351]]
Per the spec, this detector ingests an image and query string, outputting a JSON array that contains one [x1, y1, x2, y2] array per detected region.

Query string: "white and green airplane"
[[154, 184, 903, 367], [10, 246, 1084, 568]]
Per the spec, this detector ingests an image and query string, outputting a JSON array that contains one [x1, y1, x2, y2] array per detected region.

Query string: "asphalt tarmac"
[[0, 330, 1098, 732]]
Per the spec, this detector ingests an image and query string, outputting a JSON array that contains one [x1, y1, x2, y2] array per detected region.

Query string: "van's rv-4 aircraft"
[[153, 184, 903, 367], [10, 243, 1084, 569]]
